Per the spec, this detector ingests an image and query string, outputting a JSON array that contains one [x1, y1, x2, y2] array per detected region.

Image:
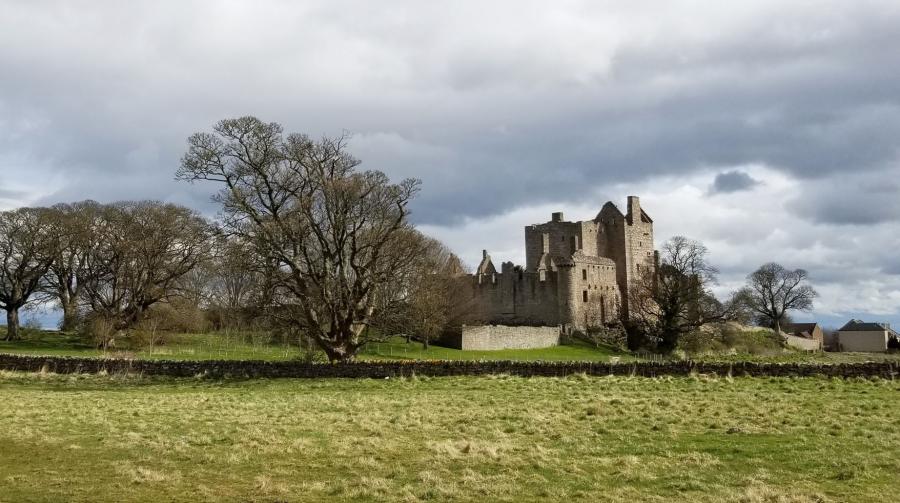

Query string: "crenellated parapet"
[[465, 196, 656, 332]]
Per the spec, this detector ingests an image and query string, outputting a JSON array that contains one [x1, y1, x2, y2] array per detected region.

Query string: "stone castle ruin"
[[464, 196, 657, 338]]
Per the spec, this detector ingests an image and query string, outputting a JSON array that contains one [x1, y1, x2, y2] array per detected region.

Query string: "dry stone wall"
[[0, 353, 896, 379]]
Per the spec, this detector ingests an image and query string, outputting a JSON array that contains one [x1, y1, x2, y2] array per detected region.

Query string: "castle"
[[466, 196, 657, 333]]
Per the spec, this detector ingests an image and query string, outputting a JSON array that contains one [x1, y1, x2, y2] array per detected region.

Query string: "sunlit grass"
[[0, 330, 629, 362], [0, 372, 898, 501], [2, 329, 898, 365]]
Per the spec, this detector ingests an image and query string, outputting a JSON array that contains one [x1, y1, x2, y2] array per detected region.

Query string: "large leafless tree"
[[629, 236, 730, 351], [46, 201, 102, 331], [737, 263, 817, 333], [177, 116, 423, 362], [0, 207, 59, 340], [80, 201, 214, 331]]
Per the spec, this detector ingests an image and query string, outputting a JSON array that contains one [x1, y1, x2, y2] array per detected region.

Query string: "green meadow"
[[1, 372, 898, 502]]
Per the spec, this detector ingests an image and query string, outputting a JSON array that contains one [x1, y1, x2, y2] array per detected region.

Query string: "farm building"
[[783, 322, 824, 351], [836, 320, 899, 352]]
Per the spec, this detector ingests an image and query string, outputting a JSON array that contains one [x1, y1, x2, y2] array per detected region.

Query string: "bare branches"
[[178, 116, 422, 362], [0, 207, 60, 340], [628, 236, 728, 351], [79, 201, 214, 331], [737, 263, 818, 333]]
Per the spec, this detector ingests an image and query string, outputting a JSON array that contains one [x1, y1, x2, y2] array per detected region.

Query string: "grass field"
[[1, 329, 898, 365], [0, 330, 629, 362], [1, 372, 898, 502]]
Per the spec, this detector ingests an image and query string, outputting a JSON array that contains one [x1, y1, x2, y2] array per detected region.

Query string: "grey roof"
[[784, 322, 818, 337], [838, 319, 897, 335]]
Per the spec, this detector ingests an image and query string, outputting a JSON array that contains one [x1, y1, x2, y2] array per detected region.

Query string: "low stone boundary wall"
[[0, 353, 896, 379], [458, 325, 560, 350], [784, 334, 822, 351]]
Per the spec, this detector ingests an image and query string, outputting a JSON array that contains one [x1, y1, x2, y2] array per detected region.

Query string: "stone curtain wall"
[[459, 325, 560, 350], [468, 270, 561, 326], [0, 353, 897, 379], [784, 334, 822, 351]]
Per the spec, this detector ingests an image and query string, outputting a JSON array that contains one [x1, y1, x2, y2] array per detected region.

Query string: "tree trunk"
[[60, 301, 79, 332], [5, 308, 20, 341]]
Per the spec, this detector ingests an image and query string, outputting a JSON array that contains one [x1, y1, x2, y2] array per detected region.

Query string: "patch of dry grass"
[[0, 373, 898, 502]]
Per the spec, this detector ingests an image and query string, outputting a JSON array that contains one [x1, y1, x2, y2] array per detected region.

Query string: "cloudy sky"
[[2, 0, 899, 327]]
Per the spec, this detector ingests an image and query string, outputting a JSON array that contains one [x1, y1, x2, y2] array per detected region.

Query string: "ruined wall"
[[562, 253, 619, 330], [457, 325, 560, 350], [525, 213, 584, 271], [784, 334, 822, 351], [467, 268, 560, 326]]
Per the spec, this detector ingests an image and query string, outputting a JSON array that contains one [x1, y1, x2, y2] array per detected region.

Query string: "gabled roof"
[[838, 319, 896, 334], [594, 201, 624, 222], [785, 322, 818, 333], [784, 322, 818, 338], [476, 253, 497, 275]]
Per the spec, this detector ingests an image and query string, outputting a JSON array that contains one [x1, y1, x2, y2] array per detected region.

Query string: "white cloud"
[[0, 0, 897, 324]]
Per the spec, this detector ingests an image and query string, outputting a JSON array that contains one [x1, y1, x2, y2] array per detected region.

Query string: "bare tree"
[[201, 235, 269, 330], [628, 236, 729, 352], [736, 263, 817, 333], [0, 207, 59, 340], [80, 201, 214, 331], [397, 237, 468, 349], [177, 117, 422, 362], [46, 201, 102, 331]]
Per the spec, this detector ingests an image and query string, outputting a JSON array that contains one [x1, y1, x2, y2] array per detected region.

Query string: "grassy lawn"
[[0, 330, 629, 362], [357, 337, 630, 362], [2, 329, 898, 365], [690, 351, 900, 364], [1, 372, 898, 502]]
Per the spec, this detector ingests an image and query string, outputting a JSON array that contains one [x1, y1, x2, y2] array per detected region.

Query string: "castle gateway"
[[466, 196, 657, 334]]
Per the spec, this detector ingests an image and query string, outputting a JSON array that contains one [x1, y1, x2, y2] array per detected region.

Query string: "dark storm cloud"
[[708, 171, 760, 194], [2, 1, 900, 225], [788, 170, 900, 225], [0, 0, 898, 322]]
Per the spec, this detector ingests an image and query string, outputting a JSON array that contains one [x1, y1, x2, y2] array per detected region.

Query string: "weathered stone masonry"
[[0, 353, 896, 379], [466, 196, 657, 332]]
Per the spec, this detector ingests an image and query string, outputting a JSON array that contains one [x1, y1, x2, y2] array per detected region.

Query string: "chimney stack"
[[627, 196, 641, 224], [551, 212, 564, 222]]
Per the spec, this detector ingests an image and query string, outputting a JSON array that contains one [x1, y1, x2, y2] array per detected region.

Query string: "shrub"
[[143, 302, 210, 334], [84, 316, 118, 351], [678, 323, 785, 356], [132, 317, 172, 351]]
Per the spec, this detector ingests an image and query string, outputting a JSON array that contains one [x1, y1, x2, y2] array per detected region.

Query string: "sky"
[[1, 0, 899, 329]]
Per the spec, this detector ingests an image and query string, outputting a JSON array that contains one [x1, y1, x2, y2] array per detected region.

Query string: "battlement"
[[466, 196, 656, 331]]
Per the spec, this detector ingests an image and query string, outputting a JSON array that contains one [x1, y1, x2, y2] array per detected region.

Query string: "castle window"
[[582, 291, 588, 302], [582, 269, 587, 280]]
